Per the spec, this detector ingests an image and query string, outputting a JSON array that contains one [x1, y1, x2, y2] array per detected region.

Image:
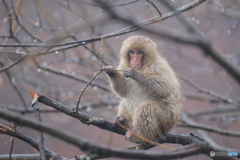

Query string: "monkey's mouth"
[[131, 64, 142, 69], [131, 64, 140, 67]]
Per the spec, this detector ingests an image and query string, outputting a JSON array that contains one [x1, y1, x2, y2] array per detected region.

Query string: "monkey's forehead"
[[122, 37, 157, 52], [123, 35, 155, 45]]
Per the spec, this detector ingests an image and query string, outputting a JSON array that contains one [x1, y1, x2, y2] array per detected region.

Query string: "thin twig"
[[76, 38, 105, 113], [144, 1, 156, 18], [180, 75, 240, 108], [30, 92, 47, 160], [8, 123, 16, 160], [39, 65, 109, 91], [75, 70, 102, 114], [181, 112, 240, 138]]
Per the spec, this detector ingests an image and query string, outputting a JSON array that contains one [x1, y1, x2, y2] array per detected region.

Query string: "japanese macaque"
[[103, 35, 182, 144]]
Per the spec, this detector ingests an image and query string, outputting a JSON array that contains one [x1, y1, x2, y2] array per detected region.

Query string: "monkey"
[[103, 35, 182, 144]]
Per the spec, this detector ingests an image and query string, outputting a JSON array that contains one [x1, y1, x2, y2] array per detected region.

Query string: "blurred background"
[[0, 0, 239, 159]]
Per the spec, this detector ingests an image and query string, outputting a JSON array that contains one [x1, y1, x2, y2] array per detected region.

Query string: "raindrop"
[[71, 71, 76, 75], [115, 36, 119, 38], [225, 54, 232, 59], [68, 91, 74, 97], [55, 51, 59, 54], [191, 17, 196, 21], [232, 24, 236, 29], [35, 22, 39, 27], [107, 104, 112, 109], [91, 56, 97, 61], [82, 42, 86, 44], [42, 62, 48, 66], [195, 20, 200, 25], [11, 77, 16, 84], [78, 104, 83, 110], [60, 91, 66, 97], [86, 106, 92, 112], [93, 86, 98, 90], [227, 30, 231, 34], [3, 18, 7, 22], [220, 8, 225, 12], [75, 58, 80, 63], [37, 68, 42, 72], [34, 39, 38, 43], [61, 70, 66, 74]]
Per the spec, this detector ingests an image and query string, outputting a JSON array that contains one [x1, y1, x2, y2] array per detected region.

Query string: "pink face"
[[129, 49, 144, 70]]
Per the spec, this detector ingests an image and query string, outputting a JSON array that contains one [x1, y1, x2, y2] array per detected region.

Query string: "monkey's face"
[[129, 49, 144, 70]]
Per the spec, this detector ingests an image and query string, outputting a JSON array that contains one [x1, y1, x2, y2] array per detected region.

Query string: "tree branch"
[[181, 112, 240, 138], [0, 109, 227, 159]]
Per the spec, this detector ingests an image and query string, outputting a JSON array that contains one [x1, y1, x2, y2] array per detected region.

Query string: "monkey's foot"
[[125, 131, 144, 144], [115, 116, 127, 126]]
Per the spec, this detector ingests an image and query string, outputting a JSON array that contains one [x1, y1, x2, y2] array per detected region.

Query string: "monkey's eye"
[[137, 50, 144, 55], [129, 50, 135, 54]]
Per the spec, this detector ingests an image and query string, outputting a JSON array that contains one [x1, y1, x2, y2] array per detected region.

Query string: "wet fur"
[[106, 36, 182, 144]]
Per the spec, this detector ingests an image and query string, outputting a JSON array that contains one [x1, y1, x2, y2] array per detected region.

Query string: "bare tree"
[[0, 0, 239, 160]]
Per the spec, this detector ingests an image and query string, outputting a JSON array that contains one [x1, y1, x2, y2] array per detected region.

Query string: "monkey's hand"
[[102, 66, 116, 77], [124, 68, 137, 78]]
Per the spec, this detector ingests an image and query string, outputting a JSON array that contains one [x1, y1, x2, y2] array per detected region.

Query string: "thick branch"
[[32, 99, 46, 160], [0, 123, 62, 159], [38, 95, 125, 135], [0, 109, 223, 159]]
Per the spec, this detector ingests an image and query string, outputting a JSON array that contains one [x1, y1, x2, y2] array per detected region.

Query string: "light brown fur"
[[104, 35, 182, 144]]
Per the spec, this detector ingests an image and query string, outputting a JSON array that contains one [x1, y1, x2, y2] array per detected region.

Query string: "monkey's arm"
[[124, 68, 170, 98], [103, 66, 127, 97], [109, 73, 128, 97]]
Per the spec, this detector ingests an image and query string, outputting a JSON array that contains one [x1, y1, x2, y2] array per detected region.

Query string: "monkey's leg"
[[115, 101, 132, 128], [126, 100, 174, 144]]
